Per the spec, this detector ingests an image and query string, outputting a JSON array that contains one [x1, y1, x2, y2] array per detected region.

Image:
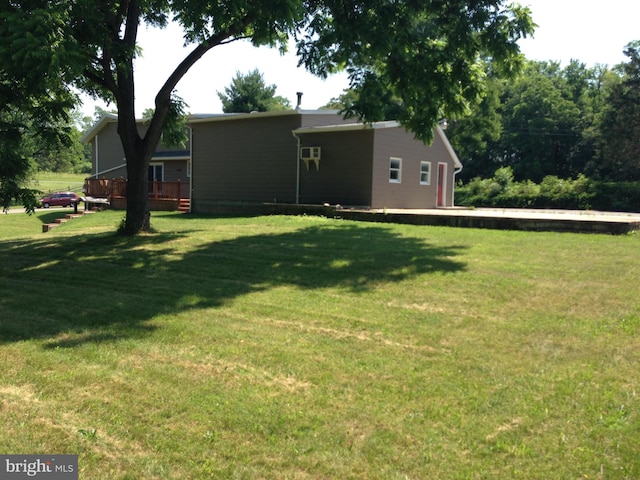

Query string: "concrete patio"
[[263, 204, 640, 234]]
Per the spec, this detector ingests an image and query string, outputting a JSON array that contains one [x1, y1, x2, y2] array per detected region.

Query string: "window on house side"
[[389, 157, 402, 183], [420, 161, 431, 185]]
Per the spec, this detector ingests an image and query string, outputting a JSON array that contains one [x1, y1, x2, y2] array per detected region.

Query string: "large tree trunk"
[[106, 1, 241, 234], [123, 151, 151, 234], [117, 91, 154, 234]]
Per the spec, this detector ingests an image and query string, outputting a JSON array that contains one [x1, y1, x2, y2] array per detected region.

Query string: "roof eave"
[[80, 113, 118, 144], [188, 109, 341, 125], [436, 125, 463, 169], [293, 120, 400, 135]]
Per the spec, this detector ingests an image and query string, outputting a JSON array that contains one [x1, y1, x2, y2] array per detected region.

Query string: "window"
[[148, 163, 164, 195], [420, 161, 431, 185], [148, 163, 164, 182], [389, 157, 402, 183]]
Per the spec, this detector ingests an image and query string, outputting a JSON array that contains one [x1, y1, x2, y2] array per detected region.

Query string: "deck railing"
[[84, 178, 189, 200]]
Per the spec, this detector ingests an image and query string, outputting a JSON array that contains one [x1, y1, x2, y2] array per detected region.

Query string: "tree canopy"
[[218, 69, 292, 113], [448, 58, 624, 183], [0, 59, 76, 212], [0, 0, 534, 233], [599, 41, 640, 181]]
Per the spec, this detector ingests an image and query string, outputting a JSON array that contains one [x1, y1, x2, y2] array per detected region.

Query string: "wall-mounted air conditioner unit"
[[300, 146, 321, 170]]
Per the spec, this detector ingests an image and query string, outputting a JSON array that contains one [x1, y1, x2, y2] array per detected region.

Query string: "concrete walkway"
[[378, 207, 640, 222], [262, 204, 640, 234], [337, 207, 640, 234]]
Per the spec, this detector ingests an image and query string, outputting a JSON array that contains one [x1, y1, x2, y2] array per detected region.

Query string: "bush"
[[456, 170, 640, 212], [72, 161, 93, 175], [591, 181, 640, 212]]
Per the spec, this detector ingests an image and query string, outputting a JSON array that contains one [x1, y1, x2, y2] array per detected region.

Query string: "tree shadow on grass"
[[0, 221, 467, 347]]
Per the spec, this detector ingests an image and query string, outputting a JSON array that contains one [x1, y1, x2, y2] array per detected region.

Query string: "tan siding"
[[371, 128, 457, 208], [87, 112, 460, 211], [298, 130, 374, 206]]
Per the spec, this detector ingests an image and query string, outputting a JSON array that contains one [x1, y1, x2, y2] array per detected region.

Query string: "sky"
[[80, 0, 640, 118]]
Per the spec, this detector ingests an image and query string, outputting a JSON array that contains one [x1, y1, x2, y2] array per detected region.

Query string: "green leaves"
[[218, 69, 292, 113], [599, 41, 640, 181], [297, 0, 534, 142], [449, 58, 624, 183], [161, 93, 189, 148]]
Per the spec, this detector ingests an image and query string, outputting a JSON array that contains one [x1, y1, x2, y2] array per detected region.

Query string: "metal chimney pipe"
[[296, 92, 303, 109]]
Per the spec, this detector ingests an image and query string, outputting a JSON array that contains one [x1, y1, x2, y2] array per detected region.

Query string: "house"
[[81, 110, 462, 212]]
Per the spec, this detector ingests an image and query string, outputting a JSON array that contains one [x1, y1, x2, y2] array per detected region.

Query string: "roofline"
[[293, 120, 400, 134], [436, 125, 463, 169], [188, 109, 341, 124], [81, 111, 461, 169], [80, 113, 117, 144], [82, 109, 343, 141]]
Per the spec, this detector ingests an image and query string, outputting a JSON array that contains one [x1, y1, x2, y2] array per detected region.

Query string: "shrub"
[[456, 170, 639, 212]]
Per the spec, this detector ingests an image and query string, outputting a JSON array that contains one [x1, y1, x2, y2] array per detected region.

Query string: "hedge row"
[[455, 168, 640, 213]]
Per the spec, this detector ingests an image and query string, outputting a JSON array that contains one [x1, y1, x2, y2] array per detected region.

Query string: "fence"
[[84, 178, 188, 200]]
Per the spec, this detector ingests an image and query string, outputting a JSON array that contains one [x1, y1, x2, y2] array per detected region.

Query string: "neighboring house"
[[81, 110, 462, 212], [81, 113, 192, 201]]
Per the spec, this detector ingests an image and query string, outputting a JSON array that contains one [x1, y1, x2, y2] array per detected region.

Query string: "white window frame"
[[420, 161, 431, 185], [389, 157, 402, 183]]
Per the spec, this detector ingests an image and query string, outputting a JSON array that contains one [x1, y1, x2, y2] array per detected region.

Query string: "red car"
[[40, 192, 81, 208]]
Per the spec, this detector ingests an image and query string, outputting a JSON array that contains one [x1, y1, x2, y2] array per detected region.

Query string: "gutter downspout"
[[292, 131, 301, 204], [452, 164, 463, 207], [187, 125, 193, 213]]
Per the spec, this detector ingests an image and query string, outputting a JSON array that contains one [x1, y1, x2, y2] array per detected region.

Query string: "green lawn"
[[1, 211, 638, 479], [29, 171, 86, 195]]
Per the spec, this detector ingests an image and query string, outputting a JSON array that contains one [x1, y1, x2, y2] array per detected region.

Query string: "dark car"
[[40, 192, 80, 208]]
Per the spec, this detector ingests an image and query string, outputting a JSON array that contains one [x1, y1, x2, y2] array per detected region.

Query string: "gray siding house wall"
[[296, 128, 374, 206], [190, 112, 302, 209], [83, 113, 191, 190], [86, 118, 128, 179], [188, 110, 354, 211], [82, 110, 461, 212], [294, 121, 461, 209]]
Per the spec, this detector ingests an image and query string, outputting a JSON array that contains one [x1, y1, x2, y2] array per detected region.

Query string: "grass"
[[1, 210, 639, 479], [29, 171, 86, 195]]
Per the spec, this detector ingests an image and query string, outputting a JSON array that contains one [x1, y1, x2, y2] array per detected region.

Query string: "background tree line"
[[448, 41, 640, 184], [446, 41, 640, 211], [11, 40, 640, 185]]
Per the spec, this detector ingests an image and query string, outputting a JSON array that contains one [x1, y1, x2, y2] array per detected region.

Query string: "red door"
[[437, 163, 447, 207]]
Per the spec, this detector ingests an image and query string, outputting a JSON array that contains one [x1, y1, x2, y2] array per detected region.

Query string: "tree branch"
[[155, 15, 256, 107], [143, 16, 256, 148]]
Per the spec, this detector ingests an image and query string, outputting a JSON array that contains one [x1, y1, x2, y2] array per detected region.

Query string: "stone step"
[[42, 209, 101, 233]]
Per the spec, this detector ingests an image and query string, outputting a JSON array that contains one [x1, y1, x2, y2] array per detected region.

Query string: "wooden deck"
[[84, 178, 190, 212]]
